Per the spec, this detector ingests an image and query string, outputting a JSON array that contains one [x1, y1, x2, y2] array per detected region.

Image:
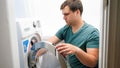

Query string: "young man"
[[48, 0, 99, 68], [35, 0, 99, 68]]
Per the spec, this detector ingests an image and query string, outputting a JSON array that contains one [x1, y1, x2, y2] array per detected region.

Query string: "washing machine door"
[[28, 41, 67, 68]]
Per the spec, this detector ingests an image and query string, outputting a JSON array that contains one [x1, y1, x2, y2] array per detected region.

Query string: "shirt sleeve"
[[86, 29, 99, 48], [55, 25, 69, 40], [55, 28, 64, 40]]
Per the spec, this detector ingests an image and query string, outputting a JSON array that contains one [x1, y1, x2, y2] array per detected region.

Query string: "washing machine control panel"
[[16, 18, 42, 38]]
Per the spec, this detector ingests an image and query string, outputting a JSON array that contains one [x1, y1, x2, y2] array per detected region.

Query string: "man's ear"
[[75, 10, 80, 16], [75, 9, 80, 16]]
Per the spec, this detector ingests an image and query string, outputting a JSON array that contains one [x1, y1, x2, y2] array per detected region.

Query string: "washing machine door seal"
[[28, 41, 67, 68]]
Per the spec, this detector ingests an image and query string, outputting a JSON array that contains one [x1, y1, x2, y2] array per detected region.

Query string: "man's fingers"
[[55, 43, 66, 48]]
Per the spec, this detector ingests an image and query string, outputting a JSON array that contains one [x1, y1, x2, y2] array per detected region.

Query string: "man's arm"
[[75, 48, 98, 67], [55, 43, 98, 67], [48, 36, 61, 45]]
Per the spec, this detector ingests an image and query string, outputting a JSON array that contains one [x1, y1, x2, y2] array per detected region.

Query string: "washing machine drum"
[[28, 41, 67, 68]]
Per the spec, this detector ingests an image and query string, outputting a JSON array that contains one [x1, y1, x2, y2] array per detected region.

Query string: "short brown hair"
[[60, 0, 83, 15]]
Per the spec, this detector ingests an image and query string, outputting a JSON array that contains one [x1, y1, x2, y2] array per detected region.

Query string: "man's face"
[[62, 6, 77, 26]]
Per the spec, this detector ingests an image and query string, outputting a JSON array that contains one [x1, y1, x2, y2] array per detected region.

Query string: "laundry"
[[28, 41, 67, 68]]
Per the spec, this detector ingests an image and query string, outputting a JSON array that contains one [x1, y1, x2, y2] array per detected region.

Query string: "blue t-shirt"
[[55, 22, 99, 68]]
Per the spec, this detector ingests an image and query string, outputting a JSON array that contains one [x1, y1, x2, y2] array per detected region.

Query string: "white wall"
[[15, 0, 101, 36], [82, 0, 101, 29]]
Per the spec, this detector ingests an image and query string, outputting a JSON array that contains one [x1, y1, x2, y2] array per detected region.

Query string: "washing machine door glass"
[[28, 41, 67, 68]]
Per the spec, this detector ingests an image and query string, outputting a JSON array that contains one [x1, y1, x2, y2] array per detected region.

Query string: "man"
[[35, 0, 99, 68], [48, 0, 99, 68]]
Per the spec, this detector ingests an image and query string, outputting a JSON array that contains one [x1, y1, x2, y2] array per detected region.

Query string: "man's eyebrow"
[[63, 13, 70, 15]]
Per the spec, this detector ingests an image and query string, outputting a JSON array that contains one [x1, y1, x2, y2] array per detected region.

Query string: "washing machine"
[[16, 18, 67, 68], [16, 18, 42, 68]]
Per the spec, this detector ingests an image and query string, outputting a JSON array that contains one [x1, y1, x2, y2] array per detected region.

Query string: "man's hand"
[[55, 43, 79, 57]]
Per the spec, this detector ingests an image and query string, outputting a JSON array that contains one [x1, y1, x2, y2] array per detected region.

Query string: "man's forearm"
[[75, 48, 98, 67]]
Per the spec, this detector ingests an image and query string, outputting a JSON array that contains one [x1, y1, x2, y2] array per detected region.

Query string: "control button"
[[33, 22, 36, 28]]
